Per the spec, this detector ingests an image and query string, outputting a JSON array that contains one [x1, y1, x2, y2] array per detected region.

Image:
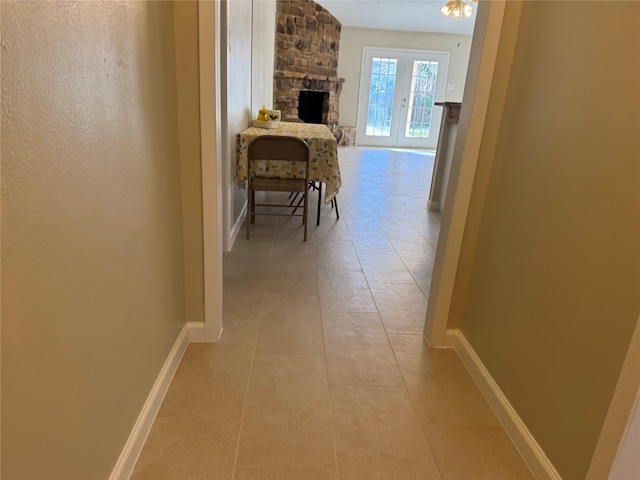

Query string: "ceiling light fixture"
[[440, 0, 473, 18]]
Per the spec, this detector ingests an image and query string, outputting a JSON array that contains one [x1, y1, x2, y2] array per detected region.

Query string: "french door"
[[357, 48, 449, 149]]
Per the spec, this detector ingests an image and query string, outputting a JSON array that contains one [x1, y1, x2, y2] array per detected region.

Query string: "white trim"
[[427, 200, 440, 211], [0, 29, 3, 469], [426, 328, 458, 348], [186, 321, 209, 343], [199, 0, 224, 342], [444, 328, 459, 348], [424, 0, 514, 347], [108, 322, 204, 480], [454, 332, 562, 480], [218, 0, 232, 253], [230, 203, 247, 247]]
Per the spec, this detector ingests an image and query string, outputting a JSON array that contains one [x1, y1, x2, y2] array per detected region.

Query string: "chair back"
[[248, 136, 310, 180]]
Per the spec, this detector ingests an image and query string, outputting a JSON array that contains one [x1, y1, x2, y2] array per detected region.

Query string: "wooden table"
[[236, 122, 341, 202]]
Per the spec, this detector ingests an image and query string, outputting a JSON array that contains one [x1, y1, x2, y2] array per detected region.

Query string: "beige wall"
[[1, 1, 200, 478], [337, 27, 473, 127], [453, 2, 640, 479]]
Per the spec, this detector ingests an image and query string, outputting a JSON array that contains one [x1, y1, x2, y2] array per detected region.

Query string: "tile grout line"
[[319, 308, 342, 480], [386, 330, 446, 480], [313, 229, 342, 480], [229, 277, 268, 479], [350, 193, 445, 477], [228, 147, 441, 478]]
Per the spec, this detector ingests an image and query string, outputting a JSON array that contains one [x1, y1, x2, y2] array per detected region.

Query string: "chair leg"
[[251, 190, 256, 223], [292, 192, 304, 216], [316, 182, 322, 226], [295, 193, 305, 222], [303, 184, 308, 241], [289, 192, 300, 211], [246, 183, 251, 239], [296, 180, 318, 215], [315, 184, 339, 224]]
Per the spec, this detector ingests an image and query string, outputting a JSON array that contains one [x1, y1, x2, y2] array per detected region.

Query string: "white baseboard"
[[187, 321, 207, 342], [229, 203, 247, 250], [427, 200, 440, 211], [444, 328, 459, 347], [453, 332, 562, 480], [109, 321, 206, 480], [424, 329, 458, 349]]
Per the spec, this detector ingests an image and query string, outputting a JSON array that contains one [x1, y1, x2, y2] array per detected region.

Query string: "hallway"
[[131, 147, 533, 479]]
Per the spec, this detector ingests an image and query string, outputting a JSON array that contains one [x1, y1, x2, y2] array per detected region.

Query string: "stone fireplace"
[[274, 0, 354, 144]]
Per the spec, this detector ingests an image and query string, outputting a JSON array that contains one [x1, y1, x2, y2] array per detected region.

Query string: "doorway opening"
[[203, 0, 497, 348], [356, 48, 450, 149]]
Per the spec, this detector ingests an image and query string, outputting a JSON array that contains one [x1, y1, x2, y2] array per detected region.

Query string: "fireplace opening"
[[298, 91, 328, 124]]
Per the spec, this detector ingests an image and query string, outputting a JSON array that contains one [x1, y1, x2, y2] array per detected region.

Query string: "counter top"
[[435, 102, 461, 124]]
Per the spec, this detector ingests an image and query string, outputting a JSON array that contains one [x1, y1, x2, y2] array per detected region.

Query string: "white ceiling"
[[314, 0, 477, 35]]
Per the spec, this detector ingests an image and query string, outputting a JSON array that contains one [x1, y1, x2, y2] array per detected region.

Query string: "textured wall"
[[456, 2, 640, 478], [1, 2, 189, 478]]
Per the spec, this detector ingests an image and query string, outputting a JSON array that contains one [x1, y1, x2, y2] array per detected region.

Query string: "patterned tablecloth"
[[236, 122, 341, 202]]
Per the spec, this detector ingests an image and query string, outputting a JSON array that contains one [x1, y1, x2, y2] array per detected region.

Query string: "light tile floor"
[[132, 147, 534, 480]]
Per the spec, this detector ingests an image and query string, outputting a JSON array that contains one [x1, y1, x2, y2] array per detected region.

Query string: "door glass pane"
[[366, 57, 397, 136], [405, 60, 438, 138]]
